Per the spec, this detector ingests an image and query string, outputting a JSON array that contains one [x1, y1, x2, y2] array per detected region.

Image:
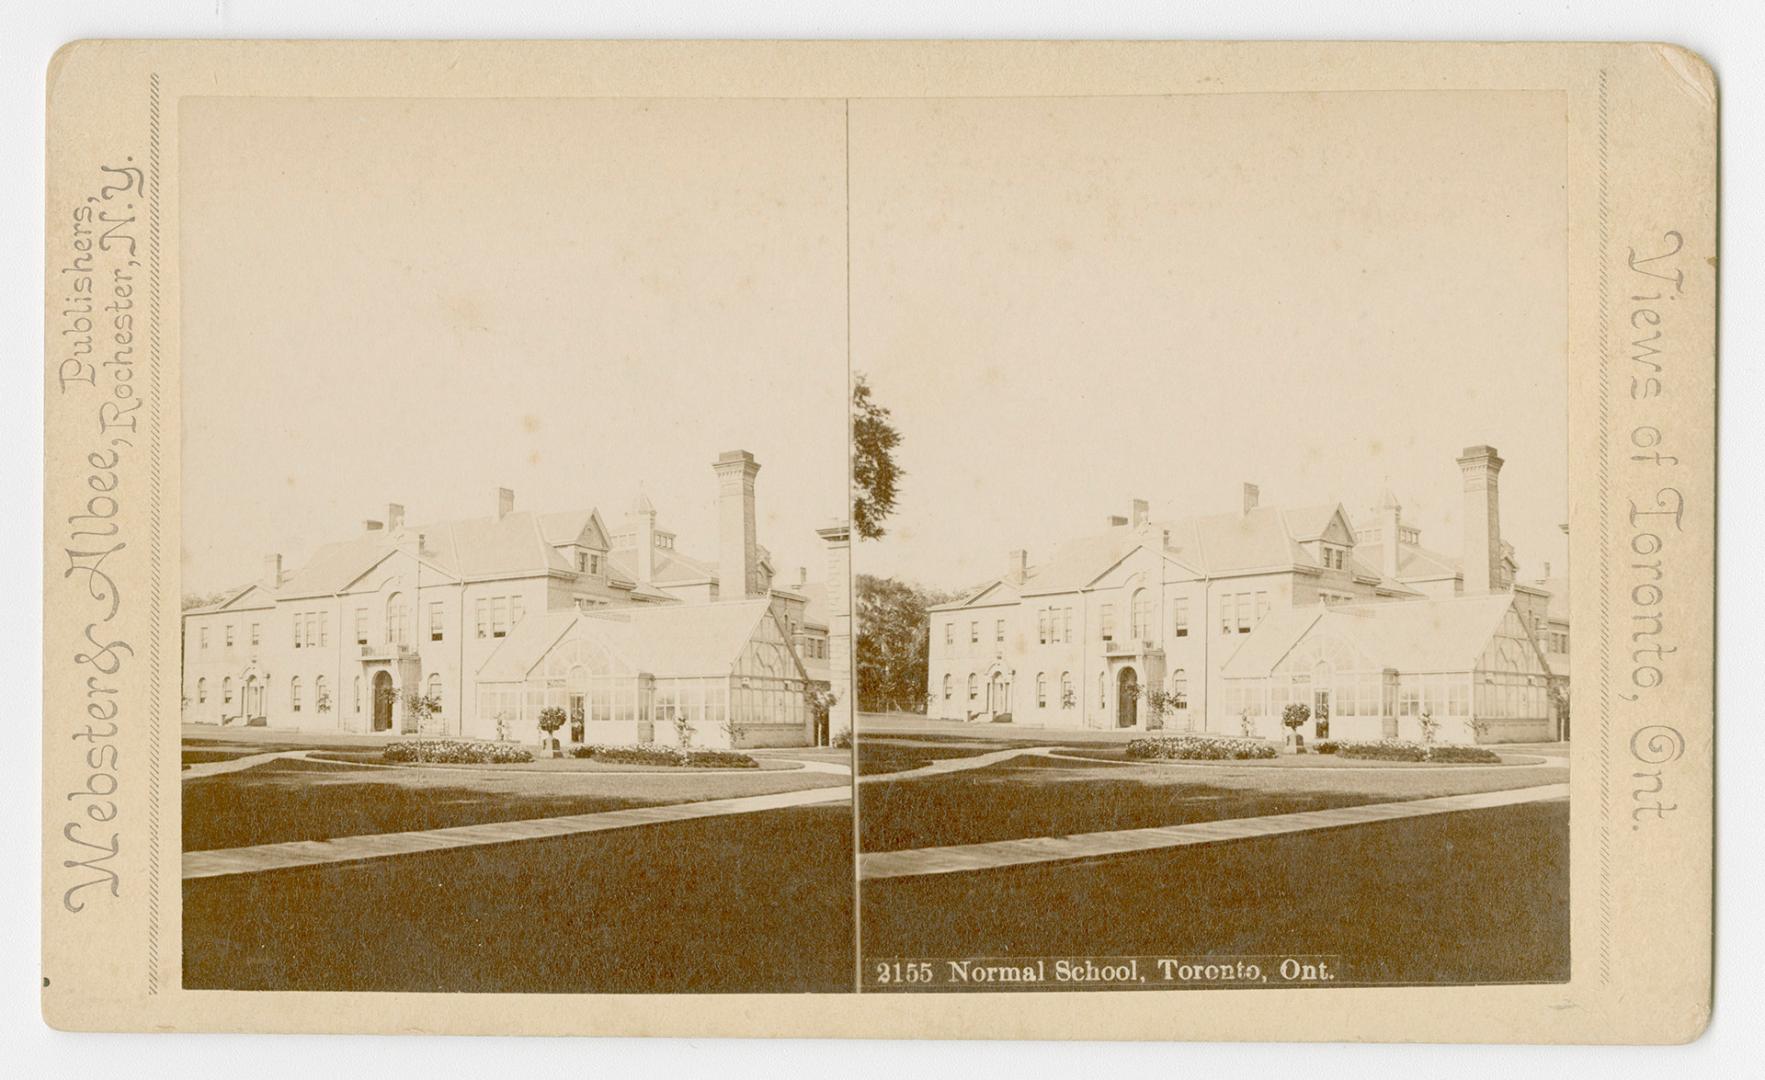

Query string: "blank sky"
[[849, 91, 1568, 592], [181, 97, 847, 595]]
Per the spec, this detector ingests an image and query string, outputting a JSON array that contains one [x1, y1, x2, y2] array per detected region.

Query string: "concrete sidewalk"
[[859, 782, 1569, 880], [184, 780, 851, 881]]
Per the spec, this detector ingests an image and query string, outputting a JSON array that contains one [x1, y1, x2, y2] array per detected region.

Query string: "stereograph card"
[[40, 40, 1715, 1041]]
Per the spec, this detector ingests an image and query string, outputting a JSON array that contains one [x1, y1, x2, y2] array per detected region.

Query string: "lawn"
[[860, 800, 1569, 988], [858, 748, 1566, 853], [184, 756, 846, 851], [184, 803, 856, 993]]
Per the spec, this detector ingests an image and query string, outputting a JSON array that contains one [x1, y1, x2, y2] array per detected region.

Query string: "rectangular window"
[[577, 551, 589, 573], [970, 621, 979, 644], [292, 616, 301, 648], [430, 601, 444, 641], [1100, 604, 1116, 641], [250, 622, 261, 647], [1255, 591, 1269, 623], [475, 597, 489, 639], [318, 612, 328, 647], [1037, 610, 1048, 645], [355, 607, 368, 645], [292, 682, 302, 712], [1062, 608, 1073, 643], [224, 624, 235, 648], [995, 618, 1005, 644], [944, 622, 954, 647], [1236, 593, 1251, 633], [511, 595, 525, 626], [492, 596, 509, 638], [1220, 596, 1234, 636], [200, 626, 209, 650], [1173, 597, 1189, 637]]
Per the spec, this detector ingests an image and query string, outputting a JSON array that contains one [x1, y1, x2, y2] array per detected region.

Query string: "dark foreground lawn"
[[184, 758, 840, 851], [185, 803, 855, 993], [862, 801, 1568, 988]]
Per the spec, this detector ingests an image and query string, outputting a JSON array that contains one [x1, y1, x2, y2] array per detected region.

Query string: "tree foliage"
[[852, 372, 903, 540], [856, 574, 955, 714]]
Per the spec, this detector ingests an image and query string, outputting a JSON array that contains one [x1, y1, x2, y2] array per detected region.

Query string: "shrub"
[[1282, 703, 1310, 734], [829, 730, 853, 749], [383, 739, 533, 764], [1312, 740, 1340, 755], [1427, 744, 1502, 764], [569, 743, 759, 769], [1335, 739, 1429, 762], [1125, 735, 1277, 761]]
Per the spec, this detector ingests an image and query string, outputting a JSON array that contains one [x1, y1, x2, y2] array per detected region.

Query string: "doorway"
[[1116, 667, 1139, 728], [372, 671, 394, 732], [1313, 688, 1331, 739]]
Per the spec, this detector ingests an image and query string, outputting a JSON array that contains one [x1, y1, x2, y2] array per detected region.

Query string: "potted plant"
[[536, 706, 567, 757], [1281, 703, 1311, 751]]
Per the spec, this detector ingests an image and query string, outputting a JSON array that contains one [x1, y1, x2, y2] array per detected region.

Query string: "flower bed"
[[1333, 739, 1502, 764], [382, 739, 533, 764], [1124, 735, 1277, 761], [570, 743, 759, 769]]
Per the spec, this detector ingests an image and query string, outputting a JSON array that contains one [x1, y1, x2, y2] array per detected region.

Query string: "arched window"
[[222, 677, 233, 704], [427, 672, 443, 709], [1061, 671, 1074, 709], [942, 674, 953, 700], [967, 674, 979, 702], [386, 592, 410, 648], [354, 676, 362, 713], [290, 676, 302, 712], [196, 678, 207, 704], [1171, 668, 1189, 708], [1131, 588, 1153, 640], [315, 675, 329, 713], [1036, 673, 1048, 708]]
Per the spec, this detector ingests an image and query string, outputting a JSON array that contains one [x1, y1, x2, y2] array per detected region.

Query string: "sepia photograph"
[[173, 96, 855, 993], [849, 92, 1572, 990]]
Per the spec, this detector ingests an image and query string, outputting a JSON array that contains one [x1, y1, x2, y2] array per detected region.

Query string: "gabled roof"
[[476, 597, 792, 683], [538, 509, 610, 551], [1352, 538, 1462, 582], [1221, 594, 1527, 678], [606, 544, 719, 587], [186, 582, 277, 615]]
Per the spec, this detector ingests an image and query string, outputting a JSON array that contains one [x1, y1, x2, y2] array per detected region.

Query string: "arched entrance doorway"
[[1116, 667, 1139, 728], [371, 671, 394, 732], [989, 672, 1009, 718]]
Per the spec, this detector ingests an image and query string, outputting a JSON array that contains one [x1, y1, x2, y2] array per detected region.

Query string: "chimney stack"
[[1242, 483, 1260, 515], [264, 553, 283, 586], [1007, 549, 1029, 584], [496, 487, 515, 521], [630, 492, 657, 585], [1130, 499, 1149, 528], [387, 502, 405, 531], [713, 450, 762, 601], [1456, 445, 1505, 594], [796, 566, 809, 589], [1379, 485, 1402, 582]]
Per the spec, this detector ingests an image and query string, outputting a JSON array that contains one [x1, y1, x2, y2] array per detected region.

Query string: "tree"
[[1139, 687, 1186, 732], [1282, 702, 1310, 739], [536, 706, 567, 748], [852, 372, 903, 540], [855, 574, 956, 713]]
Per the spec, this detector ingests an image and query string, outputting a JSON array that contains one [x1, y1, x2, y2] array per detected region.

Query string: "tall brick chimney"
[[264, 553, 283, 586], [1456, 445, 1505, 594], [630, 492, 657, 585], [1379, 485, 1402, 582], [1242, 483, 1260, 515], [713, 450, 761, 601], [496, 486, 515, 521], [386, 502, 405, 531], [1130, 499, 1149, 528], [1007, 549, 1029, 584]]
